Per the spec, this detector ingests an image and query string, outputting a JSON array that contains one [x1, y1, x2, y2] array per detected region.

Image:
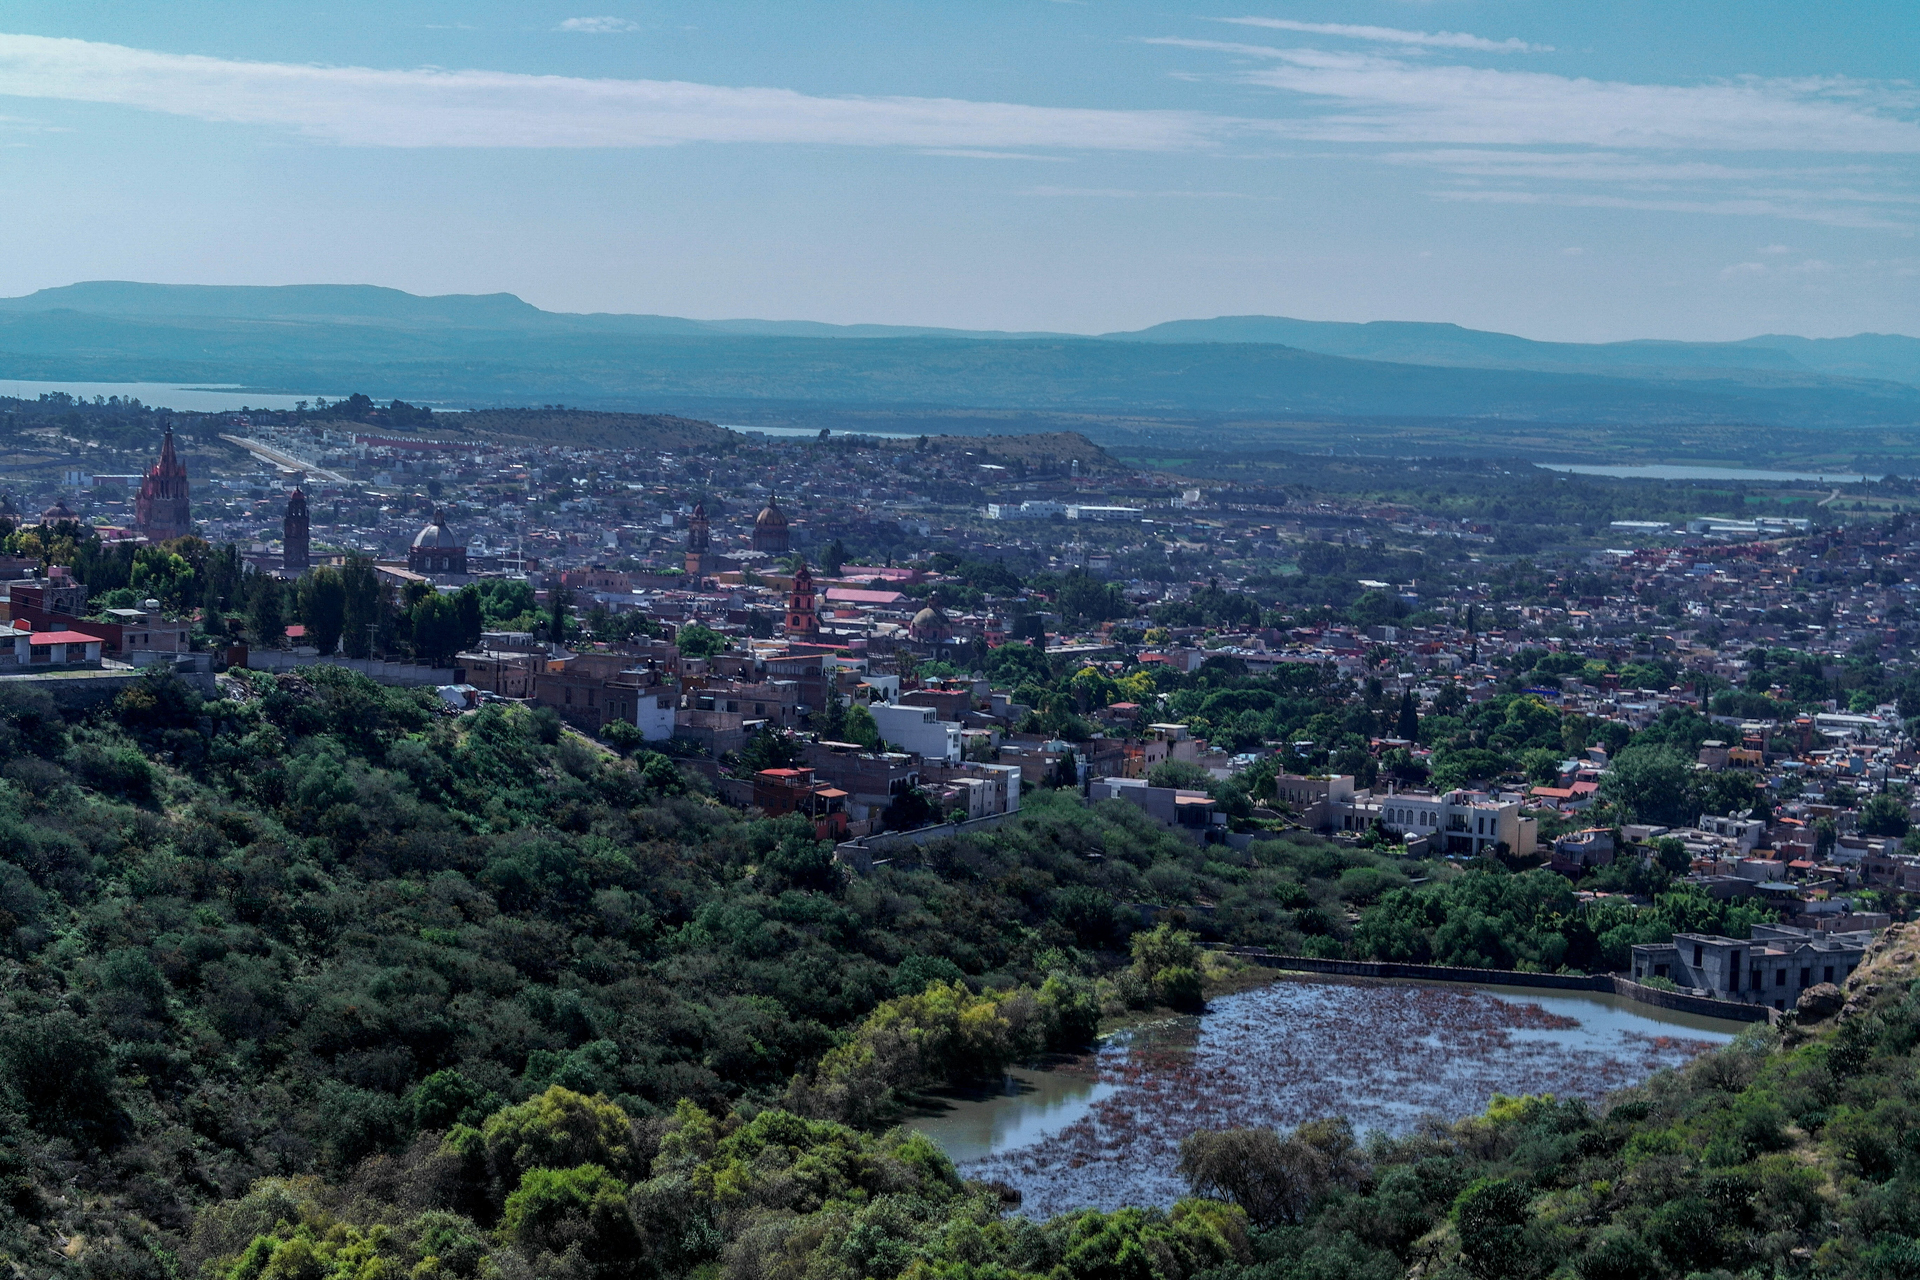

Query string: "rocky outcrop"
[[1795, 983, 1844, 1021]]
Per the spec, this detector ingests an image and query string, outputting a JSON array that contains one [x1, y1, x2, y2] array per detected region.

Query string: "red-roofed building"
[[20, 628, 103, 665]]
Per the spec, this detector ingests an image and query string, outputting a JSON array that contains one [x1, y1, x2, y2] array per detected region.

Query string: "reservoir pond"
[[910, 976, 1743, 1217]]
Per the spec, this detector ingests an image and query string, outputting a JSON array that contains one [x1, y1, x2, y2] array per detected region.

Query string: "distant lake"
[[1538, 463, 1882, 483], [0, 379, 338, 413], [722, 423, 922, 440]]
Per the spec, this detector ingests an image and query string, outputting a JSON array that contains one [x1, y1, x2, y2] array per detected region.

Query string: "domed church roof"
[[754, 493, 788, 530], [413, 510, 460, 549]]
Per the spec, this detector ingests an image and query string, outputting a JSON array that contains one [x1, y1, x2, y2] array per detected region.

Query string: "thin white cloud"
[[0, 33, 1219, 151], [1436, 189, 1911, 232], [1217, 17, 1548, 54], [1023, 185, 1268, 199], [920, 148, 1071, 160], [1381, 149, 1891, 187], [0, 111, 62, 132], [1151, 42, 1920, 152], [556, 17, 638, 34]]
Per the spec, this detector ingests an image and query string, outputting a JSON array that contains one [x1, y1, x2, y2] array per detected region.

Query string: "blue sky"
[[0, 2, 1915, 341]]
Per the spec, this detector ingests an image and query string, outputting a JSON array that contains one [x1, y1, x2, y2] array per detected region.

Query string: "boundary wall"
[[1216, 949, 1774, 1024]]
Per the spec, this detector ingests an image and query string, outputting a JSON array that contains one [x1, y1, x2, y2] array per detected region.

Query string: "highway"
[[218, 434, 355, 486]]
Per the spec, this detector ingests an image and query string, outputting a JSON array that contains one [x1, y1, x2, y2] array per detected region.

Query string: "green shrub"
[[497, 1164, 635, 1263], [482, 1087, 635, 1183], [64, 741, 156, 802]]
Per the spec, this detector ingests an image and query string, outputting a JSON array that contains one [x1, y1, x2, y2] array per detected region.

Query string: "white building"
[[1342, 787, 1536, 856], [927, 762, 1023, 818], [1695, 814, 1768, 855], [634, 688, 677, 741], [985, 501, 1066, 521], [1065, 505, 1142, 522], [869, 701, 963, 764]]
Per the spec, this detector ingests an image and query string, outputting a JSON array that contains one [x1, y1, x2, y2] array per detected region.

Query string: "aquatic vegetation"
[[961, 978, 1726, 1217]]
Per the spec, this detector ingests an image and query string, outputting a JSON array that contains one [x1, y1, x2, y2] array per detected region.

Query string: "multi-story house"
[[1277, 773, 1535, 856], [1631, 923, 1871, 1010]]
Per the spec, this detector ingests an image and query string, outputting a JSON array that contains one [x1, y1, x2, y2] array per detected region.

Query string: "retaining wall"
[[1218, 949, 1773, 1024], [0, 667, 219, 711], [835, 809, 1025, 871], [245, 651, 451, 687], [1607, 975, 1773, 1023]]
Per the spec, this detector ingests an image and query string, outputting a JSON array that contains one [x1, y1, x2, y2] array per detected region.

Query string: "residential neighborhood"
[[8, 395, 1920, 974]]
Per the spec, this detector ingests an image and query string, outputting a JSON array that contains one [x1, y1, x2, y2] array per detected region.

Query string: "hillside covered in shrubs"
[[0, 663, 1906, 1279], [0, 665, 1330, 1275]]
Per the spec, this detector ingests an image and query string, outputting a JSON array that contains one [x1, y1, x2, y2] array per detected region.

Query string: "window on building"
[[1824, 966, 1834, 984], [1800, 968, 1811, 987], [1776, 969, 1787, 987], [1693, 944, 1704, 967]]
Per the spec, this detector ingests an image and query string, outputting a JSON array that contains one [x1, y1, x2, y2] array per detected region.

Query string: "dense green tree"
[[340, 552, 383, 658], [295, 565, 346, 655], [243, 571, 285, 647], [1861, 792, 1911, 837], [410, 591, 465, 665], [675, 622, 728, 659], [546, 583, 574, 646], [1599, 743, 1696, 825]]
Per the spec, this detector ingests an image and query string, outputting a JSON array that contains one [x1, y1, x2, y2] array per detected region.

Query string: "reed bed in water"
[[965, 977, 1726, 1217]]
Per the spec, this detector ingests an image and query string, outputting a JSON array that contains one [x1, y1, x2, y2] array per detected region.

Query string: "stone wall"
[[245, 650, 449, 687], [0, 667, 218, 712], [1217, 949, 1773, 1024], [833, 810, 1026, 872]]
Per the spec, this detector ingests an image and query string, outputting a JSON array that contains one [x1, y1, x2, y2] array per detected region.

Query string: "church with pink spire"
[[134, 423, 193, 543]]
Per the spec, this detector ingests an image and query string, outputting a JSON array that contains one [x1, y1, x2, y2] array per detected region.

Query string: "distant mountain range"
[[0, 281, 1916, 433]]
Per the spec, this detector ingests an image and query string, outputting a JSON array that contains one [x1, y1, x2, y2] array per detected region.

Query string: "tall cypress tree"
[[1396, 690, 1419, 740]]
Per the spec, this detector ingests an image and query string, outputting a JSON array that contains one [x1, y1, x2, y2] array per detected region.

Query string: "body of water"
[[721, 423, 923, 440], [1537, 463, 1880, 483], [0, 379, 340, 413], [913, 976, 1742, 1217]]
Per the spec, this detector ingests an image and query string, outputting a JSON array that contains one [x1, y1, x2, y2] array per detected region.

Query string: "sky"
[[0, 2, 1915, 342]]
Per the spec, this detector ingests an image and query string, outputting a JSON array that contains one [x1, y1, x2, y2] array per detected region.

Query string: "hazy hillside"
[[0, 282, 1916, 431], [1109, 315, 1920, 387]]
